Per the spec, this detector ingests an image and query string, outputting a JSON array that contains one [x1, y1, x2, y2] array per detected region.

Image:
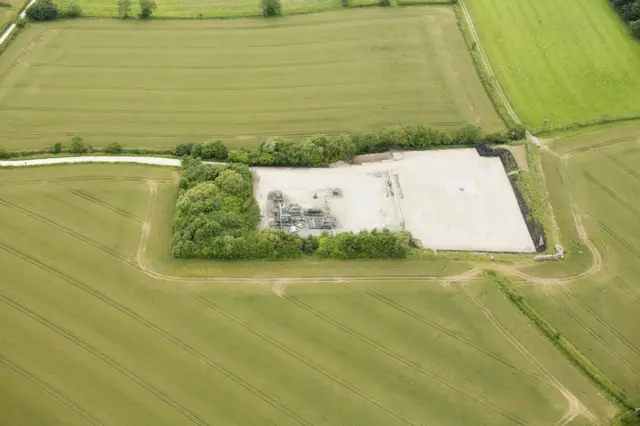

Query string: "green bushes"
[[200, 140, 228, 160], [174, 124, 511, 168], [610, 0, 640, 39], [508, 125, 527, 141], [104, 142, 123, 154], [138, 0, 156, 19], [68, 135, 90, 154], [261, 0, 281, 16], [171, 158, 412, 260], [26, 0, 59, 20], [316, 229, 410, 259], [117, 0, 132, 18], [25, 0, 81, 20]]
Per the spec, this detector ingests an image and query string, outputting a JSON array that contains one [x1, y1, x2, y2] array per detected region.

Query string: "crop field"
[[464, 0, 640, 130], [0, 163, 618, 425], [520, 126, 640, 401], [0, 7, 503, 151]]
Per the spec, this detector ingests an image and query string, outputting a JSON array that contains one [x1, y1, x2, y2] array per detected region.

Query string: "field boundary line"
[[457, 0, 519, 125], [461, 286, 599, 425], [0, 240, 313, 426], [0, 293, 211, 426], [0, 352, 104, 426], [432, 19, 481, 125]]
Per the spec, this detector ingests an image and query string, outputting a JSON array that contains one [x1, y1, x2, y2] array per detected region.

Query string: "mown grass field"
[[464, 0, 640, 130], [520, 125, 640, 401], [0, 7, 503, 151], [0, 163, 616, 425]]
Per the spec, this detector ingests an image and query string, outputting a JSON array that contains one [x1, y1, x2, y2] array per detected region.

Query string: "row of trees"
[[610, 0, 640, 38], [117, 0, 156, 19], [173, 123, 525, 168], [171, 158, 411, 260], [26, 0, 81, 21]]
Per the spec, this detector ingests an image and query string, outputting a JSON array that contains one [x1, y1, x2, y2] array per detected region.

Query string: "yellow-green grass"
[[61, 0, 342, 18], [0, 163, 615, 425], [0, 0, 26, 30], [521, 129, 640, 401], [0, 8, 503, 151], [464, 0, 640, 130]]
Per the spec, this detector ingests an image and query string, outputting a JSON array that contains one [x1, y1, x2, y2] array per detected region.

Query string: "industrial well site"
[[0, 0, 639, 425]]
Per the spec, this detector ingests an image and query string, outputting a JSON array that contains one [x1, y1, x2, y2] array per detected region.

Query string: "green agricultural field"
[[464, 0, 640, 130], [519, 125, 640, 402], [0, 163, 617, 425], [0, 7, 503, 152]]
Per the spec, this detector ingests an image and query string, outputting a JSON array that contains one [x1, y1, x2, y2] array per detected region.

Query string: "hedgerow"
[[489, 271, 637, 410], [174, 123, 517, 168]]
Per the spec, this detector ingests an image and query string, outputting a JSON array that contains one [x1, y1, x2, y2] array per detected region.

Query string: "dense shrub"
[[631, 19, 640, 38], [610, 0, 640, 39], [378, 0, 391, 6], [52, 142, 62, 154], [316, 229, 409, 259], [0, 145, 8, 159], [138, 0, 156, 19], [26, 0, 59, 21], [117, 0, 132, 18], [59, 1, 81, 18], [104, 142, 123, 154], [200, 140, 228, 160], [341, 0, 349, 6], [508, 125, 527, 141], [261, 0, 281, 16], [174, 143, 196, 157], [69, 136, 86, 153]]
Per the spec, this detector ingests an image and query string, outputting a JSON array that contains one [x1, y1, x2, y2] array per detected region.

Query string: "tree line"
[[0, 123, 525, 163], [23, 0, 157, 20], [171, 158, 411, 260], [172, 123, 526, 168], [610, 0, 640, 38]]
